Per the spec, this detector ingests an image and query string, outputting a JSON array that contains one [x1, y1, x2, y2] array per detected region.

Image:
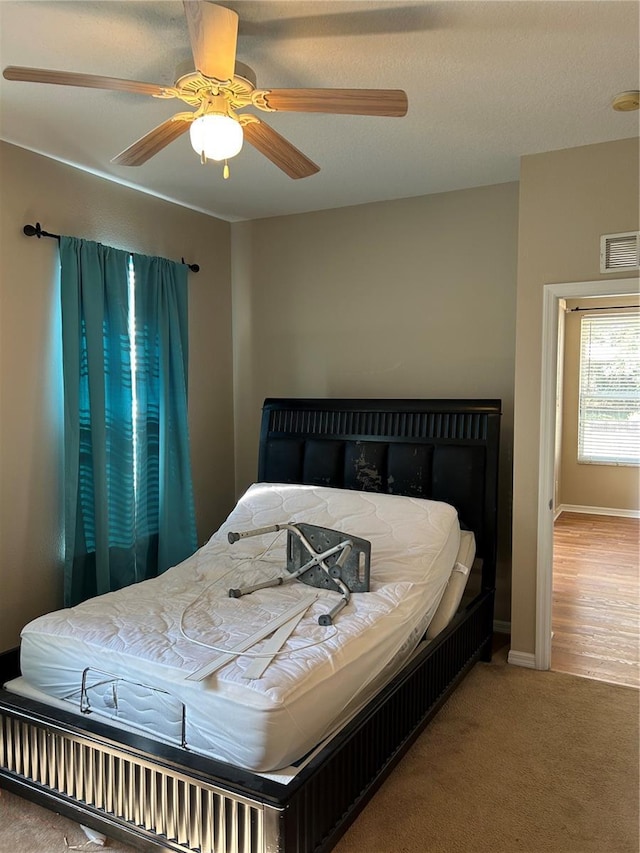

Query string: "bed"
[[0, 397, 501, 853]]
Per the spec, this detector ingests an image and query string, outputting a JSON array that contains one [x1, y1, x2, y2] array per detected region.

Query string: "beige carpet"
[[1, 650, 638, 853]]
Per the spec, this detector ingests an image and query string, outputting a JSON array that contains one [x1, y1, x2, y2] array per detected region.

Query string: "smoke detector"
[[612, 90, 640, 111]]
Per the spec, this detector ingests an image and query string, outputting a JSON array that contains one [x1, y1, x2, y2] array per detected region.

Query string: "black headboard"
[[258, 398, 501, 591]]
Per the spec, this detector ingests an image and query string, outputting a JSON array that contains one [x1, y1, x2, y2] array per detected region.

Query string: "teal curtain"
[[60, 237, 197, 607], [131, 252, 197, 576]]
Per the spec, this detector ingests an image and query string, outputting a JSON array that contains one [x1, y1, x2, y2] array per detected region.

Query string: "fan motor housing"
[[174, 58, 257, 95]]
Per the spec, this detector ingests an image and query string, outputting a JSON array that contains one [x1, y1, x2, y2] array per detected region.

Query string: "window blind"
[[578, 312, 640, 465]]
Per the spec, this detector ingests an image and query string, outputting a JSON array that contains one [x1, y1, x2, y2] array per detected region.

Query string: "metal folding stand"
[[227, 523, 371, 625]]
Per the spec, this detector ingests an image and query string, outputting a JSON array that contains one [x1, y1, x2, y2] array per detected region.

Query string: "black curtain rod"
[[569, 304, 639, 312], [23, 223, 199, 273]]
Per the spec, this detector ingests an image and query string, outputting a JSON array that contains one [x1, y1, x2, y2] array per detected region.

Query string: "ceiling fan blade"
[[243, 119, 319, 179], [183, 1, 238, 81], [111, 115, 193, 166], [2, 66, 167, 97], [262, 88, 408, 117]]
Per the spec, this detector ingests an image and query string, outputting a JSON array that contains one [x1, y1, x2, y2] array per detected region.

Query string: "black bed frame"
[[0, 398, 501, 853]]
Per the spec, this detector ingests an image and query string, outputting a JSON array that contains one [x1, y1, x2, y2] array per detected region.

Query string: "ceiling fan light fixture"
[[612, 90, 640, 111], [189, 113, 243, 161]]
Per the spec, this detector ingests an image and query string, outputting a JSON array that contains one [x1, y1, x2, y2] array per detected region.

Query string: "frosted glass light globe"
[[189, 114, 243, 161]]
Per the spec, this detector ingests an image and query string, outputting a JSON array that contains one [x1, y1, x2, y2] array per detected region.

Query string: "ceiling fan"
[[3, 1, 408, 180]]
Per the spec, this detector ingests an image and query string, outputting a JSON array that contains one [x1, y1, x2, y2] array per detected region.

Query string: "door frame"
[[536, 276, 639, 670]]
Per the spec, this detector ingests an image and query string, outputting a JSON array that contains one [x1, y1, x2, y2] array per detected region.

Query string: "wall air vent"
[[600, 231, 640, 273]]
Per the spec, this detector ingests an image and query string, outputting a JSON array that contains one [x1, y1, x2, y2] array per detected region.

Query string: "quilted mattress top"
[[20, 483, 460, 770]]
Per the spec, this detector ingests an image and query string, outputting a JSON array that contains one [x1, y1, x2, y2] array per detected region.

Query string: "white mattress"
[[16, 483, 461, 772], [425, 529, 476, 640]]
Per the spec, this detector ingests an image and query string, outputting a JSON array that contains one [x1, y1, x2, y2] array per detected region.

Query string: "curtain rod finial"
[[23, 223, 42, 238], [182, 257, 199, 273]]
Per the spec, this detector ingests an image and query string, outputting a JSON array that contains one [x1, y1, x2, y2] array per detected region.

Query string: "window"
[[578, 312, 640, 465]]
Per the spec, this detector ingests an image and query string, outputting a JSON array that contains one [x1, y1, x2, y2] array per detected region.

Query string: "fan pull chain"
[[223, 160, 230, 179], [200, 150, 207, 165]]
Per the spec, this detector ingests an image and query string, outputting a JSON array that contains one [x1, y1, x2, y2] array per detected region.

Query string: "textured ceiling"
[[0, 1, 638, 222]]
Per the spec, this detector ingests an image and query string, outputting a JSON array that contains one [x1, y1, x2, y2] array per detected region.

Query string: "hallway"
[[552, 512, 639, 688]]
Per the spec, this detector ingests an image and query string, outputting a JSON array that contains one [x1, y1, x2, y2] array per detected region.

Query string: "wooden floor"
[[552, 512, 639, 688]]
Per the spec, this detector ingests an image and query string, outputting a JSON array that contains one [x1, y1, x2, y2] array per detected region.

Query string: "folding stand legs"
[[227, 522, 369, 625]]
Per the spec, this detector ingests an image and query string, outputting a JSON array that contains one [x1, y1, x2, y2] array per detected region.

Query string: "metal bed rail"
[[0, 708, 282, 853]]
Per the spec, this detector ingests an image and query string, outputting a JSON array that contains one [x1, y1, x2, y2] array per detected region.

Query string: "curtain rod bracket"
[[22, 223, 199, 272]]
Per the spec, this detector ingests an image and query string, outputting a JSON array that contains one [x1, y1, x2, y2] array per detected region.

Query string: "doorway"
[[535, 277, 639, 672]]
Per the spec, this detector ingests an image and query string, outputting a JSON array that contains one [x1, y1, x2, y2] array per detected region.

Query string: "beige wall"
[[512, 137, 640, 656], [0, 142, 235, 651], [4, 135, 636, 657], [560, 295, 639, 512], [231, 182, 519, 622]]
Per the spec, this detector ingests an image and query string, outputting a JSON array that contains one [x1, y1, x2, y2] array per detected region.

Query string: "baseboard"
[[507, 650, 536, 669], [493, 619, 511, 635], [556, 503, 640, 519]]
